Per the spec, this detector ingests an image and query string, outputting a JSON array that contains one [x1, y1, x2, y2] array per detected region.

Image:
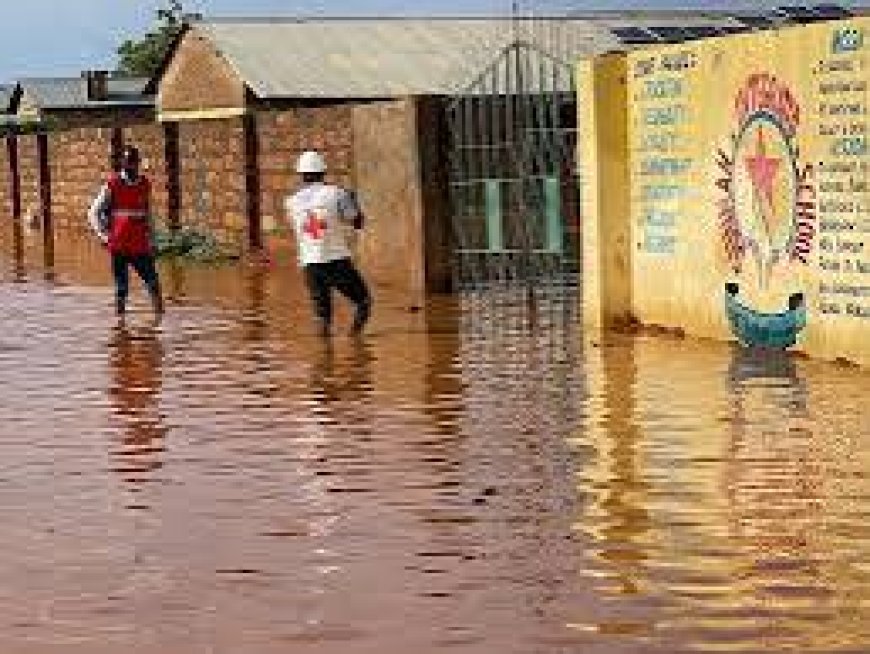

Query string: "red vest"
[[107, 173, 152, 256]]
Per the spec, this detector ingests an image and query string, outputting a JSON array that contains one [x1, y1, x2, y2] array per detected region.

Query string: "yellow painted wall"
[[582, 17, 869, 365], [578, 55, 633, 335]]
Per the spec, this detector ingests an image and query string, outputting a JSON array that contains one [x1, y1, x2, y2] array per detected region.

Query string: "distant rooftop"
[[0, 84, 15, 112], [164, 8, 861, 100], [14, 76, 153, 111], [166, 14, 748, 99]]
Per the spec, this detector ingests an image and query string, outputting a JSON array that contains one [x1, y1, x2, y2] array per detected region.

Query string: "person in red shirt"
[[88, 146, 164, 321]]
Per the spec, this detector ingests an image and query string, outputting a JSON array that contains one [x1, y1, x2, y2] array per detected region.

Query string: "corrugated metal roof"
[[193, 16, 745, 98], [0, 84, 14, 112], [16, 76, 153, 110], [195, 18, 602, 98]]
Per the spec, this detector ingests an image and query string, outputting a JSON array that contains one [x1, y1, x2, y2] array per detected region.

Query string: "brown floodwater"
[[1, 225, 869, 654]]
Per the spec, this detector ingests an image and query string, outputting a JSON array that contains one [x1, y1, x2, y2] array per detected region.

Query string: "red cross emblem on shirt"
[[302, 211, 328, 240]]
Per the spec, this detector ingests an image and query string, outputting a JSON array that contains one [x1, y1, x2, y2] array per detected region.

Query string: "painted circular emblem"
[[732, 113, 800, 270], [715, 73, 817, 349]]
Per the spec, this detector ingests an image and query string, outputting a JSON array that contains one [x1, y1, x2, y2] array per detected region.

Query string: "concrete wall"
[[580, 17, 870, 365], [352, 99, 427, 299], [578, 55, 633, 334]]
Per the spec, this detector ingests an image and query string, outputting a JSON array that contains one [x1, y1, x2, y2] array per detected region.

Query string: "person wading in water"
[[285, 150, 371, 337], [88, 145, 164, 322]]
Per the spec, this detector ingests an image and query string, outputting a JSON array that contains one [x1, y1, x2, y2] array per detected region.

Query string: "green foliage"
[[153, 225, 241, 264], [116, 0, 200, 78]]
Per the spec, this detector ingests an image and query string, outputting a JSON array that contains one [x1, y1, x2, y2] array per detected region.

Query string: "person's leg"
[[112, 253, 130, 317], [130, 254, 164, 317], [305, 263, 333, 337], [333, 258, 372, 335]]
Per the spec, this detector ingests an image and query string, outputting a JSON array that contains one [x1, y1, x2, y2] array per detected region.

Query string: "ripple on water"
[[0, 234, 868, 653]]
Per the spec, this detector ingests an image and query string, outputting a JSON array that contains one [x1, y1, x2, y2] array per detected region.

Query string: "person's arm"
[[283, 196, 297, 235], [339, 189, 365, 230], [87, 183, 111, 245]]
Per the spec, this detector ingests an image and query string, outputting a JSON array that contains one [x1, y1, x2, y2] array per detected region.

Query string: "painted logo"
[[832, 27, 864, 54], [715, 74, 817, 349]]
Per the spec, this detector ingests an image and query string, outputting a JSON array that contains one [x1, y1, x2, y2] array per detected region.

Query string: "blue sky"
[[1, 0, 867, 82]]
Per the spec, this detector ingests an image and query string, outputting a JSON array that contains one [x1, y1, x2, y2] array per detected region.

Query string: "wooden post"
[[243, 113, 261, 250], [6, 135, 21, 220], [110, 127, 124, 172], [163, 121, 181, 230], [36, 132, 54, 275]]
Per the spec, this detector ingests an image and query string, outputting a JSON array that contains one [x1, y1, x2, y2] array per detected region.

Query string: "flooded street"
[[1, 229, 869, 654]]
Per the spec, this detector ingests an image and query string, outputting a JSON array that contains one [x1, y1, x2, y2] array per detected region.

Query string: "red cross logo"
[[303, 211, 328, 240]]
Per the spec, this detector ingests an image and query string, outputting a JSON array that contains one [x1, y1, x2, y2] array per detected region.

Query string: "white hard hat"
[[296, 150, 327, 174]]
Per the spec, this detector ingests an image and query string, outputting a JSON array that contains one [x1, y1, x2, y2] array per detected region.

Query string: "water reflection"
[[107, 324, 166, 505], [10, 217, 25, 282], [722, 347, 862, 653], [308, 339, 375, 409], [597, 339, 651, 597]]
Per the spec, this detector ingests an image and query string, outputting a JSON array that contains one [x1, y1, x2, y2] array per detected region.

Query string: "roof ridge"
[[197, 14, 682, 24]]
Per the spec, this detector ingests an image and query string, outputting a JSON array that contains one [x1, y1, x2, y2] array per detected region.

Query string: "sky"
[[1, 0, 867, 82]]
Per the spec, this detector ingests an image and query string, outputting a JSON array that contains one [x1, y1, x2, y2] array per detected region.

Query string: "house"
[[150, 15, 744, 296], [11, 72, 154, 129], [0, 84, 18, 133]]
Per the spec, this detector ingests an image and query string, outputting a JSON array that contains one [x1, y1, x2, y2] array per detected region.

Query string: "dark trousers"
[[112, 253, 161, 310], [304, 258, 371, 327]]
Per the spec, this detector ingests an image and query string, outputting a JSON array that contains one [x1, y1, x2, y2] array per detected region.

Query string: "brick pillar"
[[6, 136, 21, 219], [163, 121, 181, 230], [243, 113, 261, 249]]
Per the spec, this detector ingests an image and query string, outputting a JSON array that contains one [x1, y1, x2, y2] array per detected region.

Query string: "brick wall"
[[49, 127, 113, 232], [46, 107, 155, 130], [0, 99, 454, 300], [177, 118, 247, 244], [126, 122, 171, 229], [256, 104, 354, 239]]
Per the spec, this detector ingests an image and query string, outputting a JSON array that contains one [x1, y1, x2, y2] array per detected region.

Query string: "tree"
[[115, 0, 200, 78]]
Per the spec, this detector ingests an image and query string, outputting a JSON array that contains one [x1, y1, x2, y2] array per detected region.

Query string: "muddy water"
[[1, 228, 868, 654]]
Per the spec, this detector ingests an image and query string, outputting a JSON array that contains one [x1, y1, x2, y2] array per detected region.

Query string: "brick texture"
[[126, 123, 170, 229], [177, 118, 247, 244], [0, 100, 452, 301], [48, 127, 113, 232], [256, 104, 354, 240]]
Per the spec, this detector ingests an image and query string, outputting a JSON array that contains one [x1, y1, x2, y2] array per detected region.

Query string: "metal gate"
[[446, 36, 581, 292]]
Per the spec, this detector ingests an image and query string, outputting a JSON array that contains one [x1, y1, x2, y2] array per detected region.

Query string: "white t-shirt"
[[286, 183, 359, 266]]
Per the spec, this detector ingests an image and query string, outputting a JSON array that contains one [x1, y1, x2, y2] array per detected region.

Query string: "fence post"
[[6, 135, 21, 219], [163, 121, 181, 230], [243, 112, 261, 250], [36, 132, 54, 274], [110, 127, 124, 171]]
